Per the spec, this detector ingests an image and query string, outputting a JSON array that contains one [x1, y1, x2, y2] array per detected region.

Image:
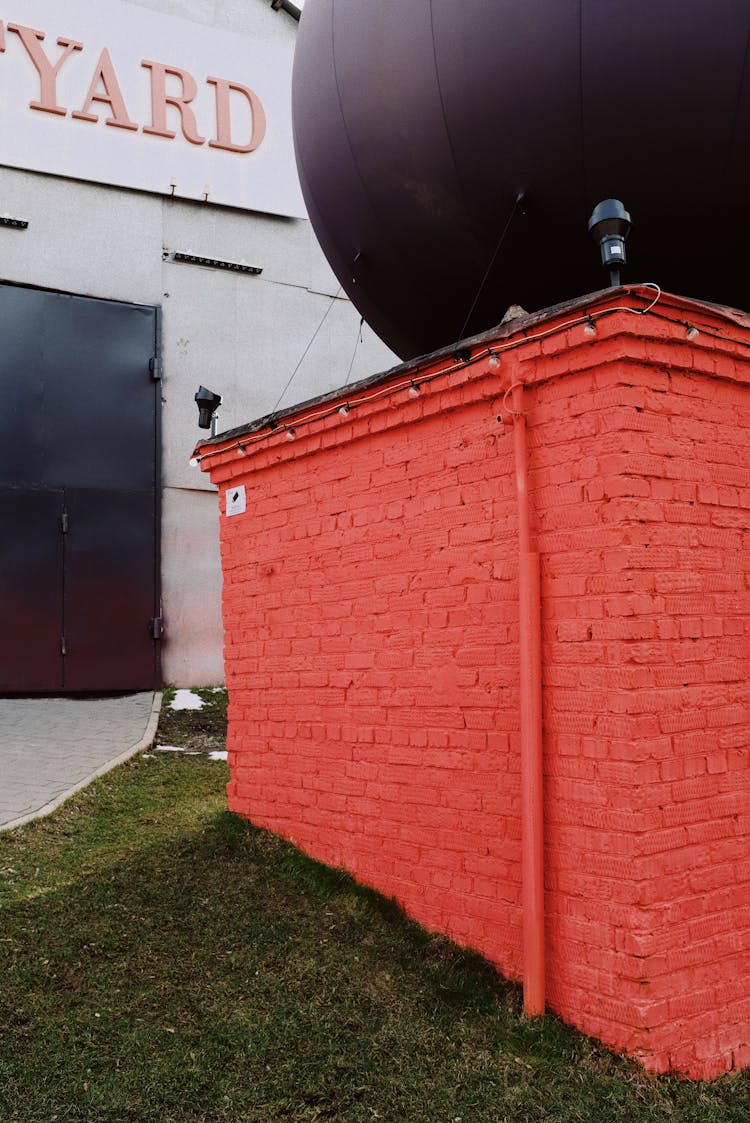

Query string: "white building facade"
[[0, 0, 395, 688]]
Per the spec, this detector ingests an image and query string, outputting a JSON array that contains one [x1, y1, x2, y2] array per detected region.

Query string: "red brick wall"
[[201, 290, 750, 1079]]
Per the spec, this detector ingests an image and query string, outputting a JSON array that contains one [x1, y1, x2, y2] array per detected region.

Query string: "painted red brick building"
[[196, 286, 750, 1079]]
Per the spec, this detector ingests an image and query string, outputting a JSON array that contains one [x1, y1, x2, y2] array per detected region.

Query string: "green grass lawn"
[[1, 746, 748, 1122]]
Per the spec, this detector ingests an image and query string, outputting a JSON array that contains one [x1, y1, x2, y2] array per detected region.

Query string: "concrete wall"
[[0, 0, 397, 685], [200, 289, 750, 1079]]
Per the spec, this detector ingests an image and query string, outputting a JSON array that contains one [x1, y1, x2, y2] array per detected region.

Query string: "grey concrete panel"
[[0, 170, 163, 306], [233, 281, 395, 416], [161, 487, 224, 685], [161, 196, 308, 290], [161, 250, 398, 491], [308, 225, 344, 297], [159, 261, 240, 490], [127, 0, 296, 45]]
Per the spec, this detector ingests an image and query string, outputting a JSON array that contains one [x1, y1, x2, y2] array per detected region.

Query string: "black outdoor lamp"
[[270, 0, 302, 18], [195, 385, 222, 435], [588, 199, 632, 287]]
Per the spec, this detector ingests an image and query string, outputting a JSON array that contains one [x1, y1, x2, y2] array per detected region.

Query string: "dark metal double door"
[[0, 285, 161, 692]]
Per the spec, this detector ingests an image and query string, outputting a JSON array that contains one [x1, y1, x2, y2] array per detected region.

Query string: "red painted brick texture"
[[200, 289, 750, 1079]]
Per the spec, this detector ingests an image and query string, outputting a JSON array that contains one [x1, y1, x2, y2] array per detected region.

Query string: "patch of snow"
[[155, 744, 200, 755], [170, 689, 204, 711], [209, 750, 228, 761]]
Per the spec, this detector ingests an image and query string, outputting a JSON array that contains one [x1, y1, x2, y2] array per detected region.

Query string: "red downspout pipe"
[[512, 381, 545, 1015]]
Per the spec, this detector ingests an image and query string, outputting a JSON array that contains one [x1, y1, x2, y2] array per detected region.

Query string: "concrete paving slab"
[[0, 693, 162, 832]]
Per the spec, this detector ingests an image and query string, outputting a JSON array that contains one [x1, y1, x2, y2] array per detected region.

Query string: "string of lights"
[[190, 284, 748, 468], [648, 310, 750, 350]]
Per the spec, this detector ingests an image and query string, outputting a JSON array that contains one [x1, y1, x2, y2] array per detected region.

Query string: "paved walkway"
[[0, 692, 162, 832]]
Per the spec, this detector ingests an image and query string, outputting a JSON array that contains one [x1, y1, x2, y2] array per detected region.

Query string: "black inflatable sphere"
[[292, 0, 750, 360]]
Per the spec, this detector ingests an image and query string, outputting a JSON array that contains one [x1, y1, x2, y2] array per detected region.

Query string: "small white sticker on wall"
[[225, 485, 246, 517]]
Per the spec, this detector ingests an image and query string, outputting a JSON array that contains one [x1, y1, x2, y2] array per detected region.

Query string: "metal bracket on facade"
[[162, 250, 262, 276]]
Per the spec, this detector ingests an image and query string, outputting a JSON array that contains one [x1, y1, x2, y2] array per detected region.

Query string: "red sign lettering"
[[1, 17, 266, 155], [141, 60, 206, 146], [8, 23, 83, 116], [72, 48, 138, 131], [207, 77, 266, 153]]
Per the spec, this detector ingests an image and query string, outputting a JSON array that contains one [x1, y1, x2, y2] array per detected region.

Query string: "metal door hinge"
[[149, 356, 162, 381], [61, 509, 69, 534], [61, 635, 66, 656], [150, 616, 164, 640]]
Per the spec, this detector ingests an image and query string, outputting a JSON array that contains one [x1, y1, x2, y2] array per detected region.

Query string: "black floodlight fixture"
[[195, 385, 222, 434], [270, 0, 301, 20], [588, 199, 632, 287]]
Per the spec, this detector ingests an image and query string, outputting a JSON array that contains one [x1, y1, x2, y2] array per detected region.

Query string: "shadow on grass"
[[1, 759, 748, 1123]]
